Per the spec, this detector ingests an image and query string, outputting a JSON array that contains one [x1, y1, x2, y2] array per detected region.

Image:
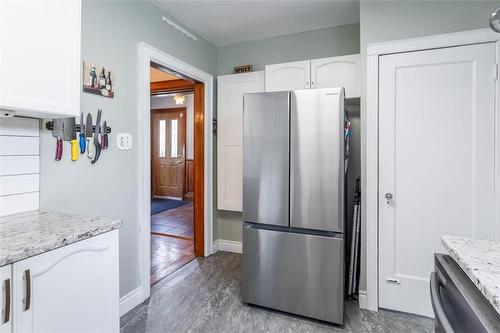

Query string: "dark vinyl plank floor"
[[122, 252, 434, 332]]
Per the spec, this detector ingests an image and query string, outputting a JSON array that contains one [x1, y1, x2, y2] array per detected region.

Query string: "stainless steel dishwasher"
[[431, 254, 500, 333]]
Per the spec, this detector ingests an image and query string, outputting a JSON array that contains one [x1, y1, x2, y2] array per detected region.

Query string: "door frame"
[[365, 28, 500, 312], [138, 42, 213, 303], [151, 107, 187, 199]]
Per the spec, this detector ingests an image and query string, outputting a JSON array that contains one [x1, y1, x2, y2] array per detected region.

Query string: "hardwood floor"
[[151, 203, 194, 239], [150, 203, 195, 285]]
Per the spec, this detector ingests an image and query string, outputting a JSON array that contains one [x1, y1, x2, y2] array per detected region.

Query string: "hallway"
[[151, 203, 195, 285]]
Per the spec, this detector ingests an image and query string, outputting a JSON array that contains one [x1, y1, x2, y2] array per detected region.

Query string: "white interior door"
[[379, 43, 497, 317]]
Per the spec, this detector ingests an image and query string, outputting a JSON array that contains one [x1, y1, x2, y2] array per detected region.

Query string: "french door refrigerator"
[[241, 87, 345, 324]]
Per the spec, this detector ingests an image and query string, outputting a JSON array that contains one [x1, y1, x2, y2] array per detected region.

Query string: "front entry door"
[[379, 43, 496, 317], [152, 108, 186, 198]]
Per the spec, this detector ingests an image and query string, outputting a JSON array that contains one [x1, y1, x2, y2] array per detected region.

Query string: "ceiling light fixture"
[[490, 8, 500, 32], [162, 16, 198, 41], [174, 95, 185, 105]]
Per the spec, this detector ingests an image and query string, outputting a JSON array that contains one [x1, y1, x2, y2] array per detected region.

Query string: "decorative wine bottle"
[[105, 71, 112, 91], [99, 68, 106, 88]]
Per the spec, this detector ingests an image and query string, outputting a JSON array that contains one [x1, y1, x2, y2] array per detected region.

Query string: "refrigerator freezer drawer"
[[241, 223, 344, 324]]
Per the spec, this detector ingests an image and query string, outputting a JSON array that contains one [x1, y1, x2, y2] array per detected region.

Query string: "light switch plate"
[[116, 133, 132, 151]]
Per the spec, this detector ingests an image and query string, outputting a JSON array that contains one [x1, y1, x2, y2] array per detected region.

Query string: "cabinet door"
[[13, 231, 119, 333], [0, 0, 81, 118], [217, 71, 265, 211], [265, 60, 310, 92], [0, 265, 12, 333], [311, 54, 360, 98]]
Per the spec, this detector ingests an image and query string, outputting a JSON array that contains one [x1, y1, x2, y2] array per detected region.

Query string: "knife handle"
[[87, 138, 94, 159], [55, 138, 63, 161], [79, 133, 86, 154], [91, 141, 101, 164], [70, 139, 78, 161], [102, 133, 108, 149]]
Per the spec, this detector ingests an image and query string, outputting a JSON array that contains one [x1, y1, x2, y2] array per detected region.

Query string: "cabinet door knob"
[[306, 81, 309, 89], [311, 81, 314, 89], [2, 278, 10, 323]]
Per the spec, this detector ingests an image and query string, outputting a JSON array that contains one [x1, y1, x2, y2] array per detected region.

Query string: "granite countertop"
[[0, 210, 122, 266], [442, 235, 500, 314]]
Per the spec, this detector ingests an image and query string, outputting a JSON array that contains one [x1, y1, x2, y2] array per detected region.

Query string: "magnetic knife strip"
[[45, 121, 111, 134]]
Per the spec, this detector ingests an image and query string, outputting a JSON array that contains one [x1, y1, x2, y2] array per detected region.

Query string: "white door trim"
[[137, 42, 213, 304], [365, 28, 500, 312]]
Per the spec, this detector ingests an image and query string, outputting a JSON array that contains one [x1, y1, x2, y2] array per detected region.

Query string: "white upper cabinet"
[[265, 60, 311, 91], [0, 0, 81, 118], [265, 55, 360, 97], [311, 54, 361, 98], [217, 71, 265, 211]]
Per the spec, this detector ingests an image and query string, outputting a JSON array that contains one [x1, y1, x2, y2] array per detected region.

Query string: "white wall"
[[0, 117, 39, 216], [150, 93, 194, 160]]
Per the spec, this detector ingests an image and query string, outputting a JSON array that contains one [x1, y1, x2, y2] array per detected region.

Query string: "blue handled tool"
[[79, 112, 86, 154]]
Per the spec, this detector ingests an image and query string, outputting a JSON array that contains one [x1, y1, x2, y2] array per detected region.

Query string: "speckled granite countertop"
[[442, 235, 500, 314], [0, 210, 122, 267]]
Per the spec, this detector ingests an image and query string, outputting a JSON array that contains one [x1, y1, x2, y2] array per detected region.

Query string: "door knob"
[[385, 192, 393, 204]]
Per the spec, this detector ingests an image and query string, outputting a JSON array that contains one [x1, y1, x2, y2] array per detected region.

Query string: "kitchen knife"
[[79, 112, 86, 154], [52, 119, 64, 161], [91, 109, 102, 164], [86, 113, 93, 159], [102, 121, 108, 149], [63, 118, 78, 161]]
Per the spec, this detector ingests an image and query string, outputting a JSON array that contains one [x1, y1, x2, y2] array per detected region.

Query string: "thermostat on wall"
[[116, 133, 133, 151]]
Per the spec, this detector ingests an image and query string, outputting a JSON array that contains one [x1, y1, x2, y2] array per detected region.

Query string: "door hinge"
[[494, 64, 498, 80]]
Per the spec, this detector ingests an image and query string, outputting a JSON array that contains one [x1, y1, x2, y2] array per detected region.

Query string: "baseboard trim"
[[358, 289, 368, 309], [212, 239, 242, 254], [119, 287, 142, 317]]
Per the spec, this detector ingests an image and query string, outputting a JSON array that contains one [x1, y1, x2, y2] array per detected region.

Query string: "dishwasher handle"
[[430, 272, 455, 333]]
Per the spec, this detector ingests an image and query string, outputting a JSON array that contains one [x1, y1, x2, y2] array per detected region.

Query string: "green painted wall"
[[40, 0, 218, 298], [358, 0, 498, 292], [217, 24, 360, 75]]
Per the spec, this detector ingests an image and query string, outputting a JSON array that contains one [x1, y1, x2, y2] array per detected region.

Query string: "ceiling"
[[150, 67, 178, 82], [152, 0, 360, 47]]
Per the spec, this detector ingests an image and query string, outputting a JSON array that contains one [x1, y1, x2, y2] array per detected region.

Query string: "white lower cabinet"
[[1, 230, 119, 333], [0, 265, 12, 333]]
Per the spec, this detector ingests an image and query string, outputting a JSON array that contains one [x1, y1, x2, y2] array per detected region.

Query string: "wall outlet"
[[116, 133, 132, 151]]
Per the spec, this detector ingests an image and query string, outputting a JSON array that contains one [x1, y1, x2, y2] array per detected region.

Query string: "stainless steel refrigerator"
[[241, 87, 345, 324]]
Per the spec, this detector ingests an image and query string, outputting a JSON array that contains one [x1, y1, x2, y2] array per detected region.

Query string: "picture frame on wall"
[[83, 61, 114, 98]]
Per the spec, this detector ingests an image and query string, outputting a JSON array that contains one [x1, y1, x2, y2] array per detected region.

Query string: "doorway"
[[149, 64, 201, 285], [137, 42, 213, 305]]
